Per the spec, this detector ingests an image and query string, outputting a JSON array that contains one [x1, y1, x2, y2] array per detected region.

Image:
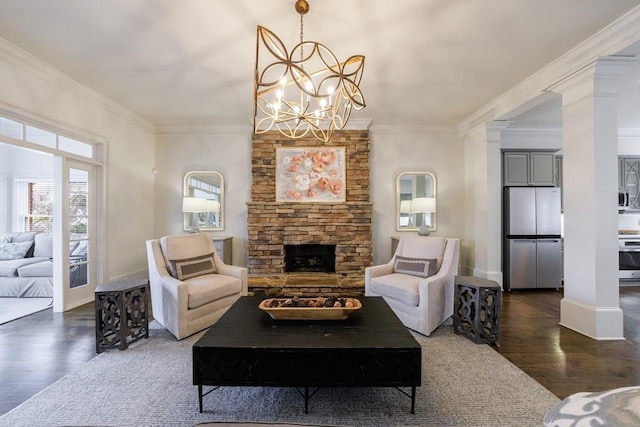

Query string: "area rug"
[[0, 320, 559, 427], [0, 297, 52, 325]]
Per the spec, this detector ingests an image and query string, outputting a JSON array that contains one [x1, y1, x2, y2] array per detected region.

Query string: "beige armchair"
[[365, 235, 460, 336], [146, 233, 247, 340]]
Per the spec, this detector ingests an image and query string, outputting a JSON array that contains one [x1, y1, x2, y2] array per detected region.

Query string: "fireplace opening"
[[285, 244, 336, 273]]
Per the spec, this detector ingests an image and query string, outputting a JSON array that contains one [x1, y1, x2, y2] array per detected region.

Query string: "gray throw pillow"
[[167, 252, 217, 280], [0, 241, 33, 260], [394, 255, 438, 278]]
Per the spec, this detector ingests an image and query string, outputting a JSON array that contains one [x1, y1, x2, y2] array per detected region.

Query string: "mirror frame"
[[396, 171, 437, 232], [183, 171, 224, 231]]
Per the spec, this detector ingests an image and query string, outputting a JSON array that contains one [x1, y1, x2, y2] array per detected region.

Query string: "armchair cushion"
[[168, 252, 217, 280], [394, 255, 437, 278], [186, 273, 243, 309], [368, 273, 421, 306]]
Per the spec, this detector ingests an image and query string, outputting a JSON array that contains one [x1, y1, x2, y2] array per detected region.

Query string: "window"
[[20, 180, 88, 233], [0, 114, 95, 160], [27, 182, 53, 232]]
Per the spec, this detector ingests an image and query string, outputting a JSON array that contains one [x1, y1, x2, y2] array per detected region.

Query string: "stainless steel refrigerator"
[[504, 187, 562, 290]]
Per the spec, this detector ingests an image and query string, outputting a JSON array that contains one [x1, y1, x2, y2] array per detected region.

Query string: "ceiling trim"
[[369, 123, 457, 136], [0, 37, 154, 133], [457, 5, 640, 137], [155, 123, 252, 136]]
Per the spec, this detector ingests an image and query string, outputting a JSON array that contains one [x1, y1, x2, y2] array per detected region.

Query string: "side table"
[[212, 236, 233, 265], [452, 276, 501, 345], [95, 278, 149, 353]]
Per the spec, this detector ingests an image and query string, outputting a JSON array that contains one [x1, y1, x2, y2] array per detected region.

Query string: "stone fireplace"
[[247, 130, 373, 296]]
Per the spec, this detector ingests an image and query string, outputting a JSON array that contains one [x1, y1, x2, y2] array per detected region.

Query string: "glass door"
[[53, 159, 97, 311]]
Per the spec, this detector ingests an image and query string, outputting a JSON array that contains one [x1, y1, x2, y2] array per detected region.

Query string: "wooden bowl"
[[259, 297, 362, 320]]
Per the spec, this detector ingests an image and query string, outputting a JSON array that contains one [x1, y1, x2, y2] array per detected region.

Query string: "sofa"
[[0, 231, 87, 298]]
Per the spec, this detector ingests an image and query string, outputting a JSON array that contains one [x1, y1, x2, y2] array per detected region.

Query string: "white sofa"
[[0, 232, 53, 297], [0, 231, 87, 297]]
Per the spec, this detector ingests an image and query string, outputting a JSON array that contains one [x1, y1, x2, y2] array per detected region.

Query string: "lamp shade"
[[182, 197, 207, 213], [400, 200, 412, 214], [410, 197, 436, 213], [205, 200, 220, 213]]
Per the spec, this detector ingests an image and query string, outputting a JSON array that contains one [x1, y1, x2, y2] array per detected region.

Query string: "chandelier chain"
[[299, 13, 304, 63]]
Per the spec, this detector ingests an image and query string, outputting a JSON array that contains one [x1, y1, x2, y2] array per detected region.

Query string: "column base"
[[560, 297, 624, 340]]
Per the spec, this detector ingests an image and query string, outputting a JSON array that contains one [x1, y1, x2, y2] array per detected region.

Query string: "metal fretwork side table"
[[95, 278, 149, 353], [452, 276, 501, 345]]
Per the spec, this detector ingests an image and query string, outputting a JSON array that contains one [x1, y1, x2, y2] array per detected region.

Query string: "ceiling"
[[0, 0, 639, 129]]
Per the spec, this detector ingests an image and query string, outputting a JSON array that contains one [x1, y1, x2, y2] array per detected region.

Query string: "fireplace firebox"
[[285, 244, 336, 273]]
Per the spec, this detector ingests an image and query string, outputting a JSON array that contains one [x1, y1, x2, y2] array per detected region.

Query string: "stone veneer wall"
[[248, 130, 373, 277]]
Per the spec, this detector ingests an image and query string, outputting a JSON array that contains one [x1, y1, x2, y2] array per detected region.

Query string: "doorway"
[[0, 114, 103, 315]]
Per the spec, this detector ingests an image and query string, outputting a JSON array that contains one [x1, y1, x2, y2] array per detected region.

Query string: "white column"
[[548, 57, 634, 339], [465, 121, 510, 286]]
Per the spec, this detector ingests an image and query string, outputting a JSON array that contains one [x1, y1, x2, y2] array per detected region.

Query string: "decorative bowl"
[[259, 297, 362, 320]]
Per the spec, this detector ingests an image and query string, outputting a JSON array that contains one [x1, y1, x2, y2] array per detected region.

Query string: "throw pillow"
[[0, 241, 34, 260], [394, 255, 438, 278], [167, 252, 217, 280], [0, 233, 11, 243]]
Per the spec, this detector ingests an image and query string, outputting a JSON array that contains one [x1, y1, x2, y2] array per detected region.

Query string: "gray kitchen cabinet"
[[503, 151, 556, 186], [621, 157, 640, 210]]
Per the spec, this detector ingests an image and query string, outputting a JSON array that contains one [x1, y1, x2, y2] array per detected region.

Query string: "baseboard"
[[560, 297, 624, 340]]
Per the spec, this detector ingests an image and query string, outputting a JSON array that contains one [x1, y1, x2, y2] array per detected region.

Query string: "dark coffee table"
[[192, 296, 421, 414]]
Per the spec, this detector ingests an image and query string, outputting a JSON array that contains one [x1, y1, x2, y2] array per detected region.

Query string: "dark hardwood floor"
[[1, 286, 640, 416], [0, 302, 95, 416], [493, 286, 640, 399]]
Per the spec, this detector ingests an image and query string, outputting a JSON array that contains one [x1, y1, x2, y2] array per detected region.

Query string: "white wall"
[[369, 126, 466, 265], [0, 41, 156, 281], [154, 130, 253, 266]]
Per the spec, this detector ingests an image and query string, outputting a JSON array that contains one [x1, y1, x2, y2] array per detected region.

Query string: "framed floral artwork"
[[276, 147, 346, 202]]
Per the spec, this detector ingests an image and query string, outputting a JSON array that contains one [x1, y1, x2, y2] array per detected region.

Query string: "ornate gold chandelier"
[[253, 0, 366, 143]]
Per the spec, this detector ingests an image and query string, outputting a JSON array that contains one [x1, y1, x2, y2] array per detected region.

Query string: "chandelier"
[[253, 0, 366, 143]]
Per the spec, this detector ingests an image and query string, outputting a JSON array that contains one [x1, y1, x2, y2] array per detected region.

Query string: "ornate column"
[[548, 57, 635, 339]]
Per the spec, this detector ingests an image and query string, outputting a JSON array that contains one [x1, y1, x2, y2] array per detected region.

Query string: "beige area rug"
[[0, 319, 559, 427], [0, 297, 52, 325]]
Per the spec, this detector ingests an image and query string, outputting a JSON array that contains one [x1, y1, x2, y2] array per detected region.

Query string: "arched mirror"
[[183, 171, 224, 231], [396, 172, 437, 233]]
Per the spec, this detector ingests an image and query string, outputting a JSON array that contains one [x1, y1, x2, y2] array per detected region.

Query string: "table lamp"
[[410, 197, 436, 236]]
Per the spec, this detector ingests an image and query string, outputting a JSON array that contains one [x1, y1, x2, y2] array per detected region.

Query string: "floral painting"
[[276, 147, 346, 202]]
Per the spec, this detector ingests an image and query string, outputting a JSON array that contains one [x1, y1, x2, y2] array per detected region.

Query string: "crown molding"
[[498, 125, 640, 139], [502, 126, 563, 138], [457, 5, 640, 136], [341, 118, 373, 130], [0, 37, 154, 133], [155, 122, 252, 136], [369, 123, 457, 136]]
